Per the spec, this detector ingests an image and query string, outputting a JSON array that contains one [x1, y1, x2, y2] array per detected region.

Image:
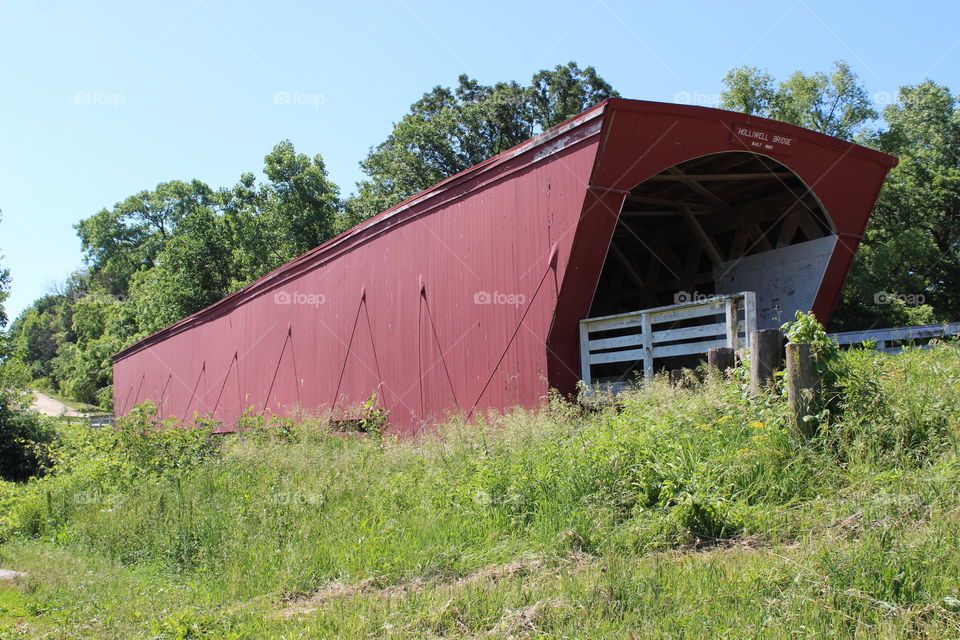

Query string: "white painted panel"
[[713, 235, 838, 329]]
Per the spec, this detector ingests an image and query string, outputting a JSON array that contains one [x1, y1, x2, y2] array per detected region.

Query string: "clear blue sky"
[[1, 0, 958, 322]]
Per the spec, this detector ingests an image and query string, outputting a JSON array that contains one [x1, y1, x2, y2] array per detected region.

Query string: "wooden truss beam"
[[623, 195, 716, 210], [667, 167, 728, 208], [609, 242, 646, 290], [681, 205, 725, 266]]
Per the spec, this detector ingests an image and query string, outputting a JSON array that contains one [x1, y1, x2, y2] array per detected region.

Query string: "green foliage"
[[721, 60, 877, 140], [832, 227, 938, 330], [76, 180, 216, 296], [829, 344, 960, 465], [5, 402, 219, 541], [7, 289, 78, 382], [0, 228, 57, 483], [348, 62, 617, 222], [781, 310, 838, 362], [834, 81, 960, 329], [0, 242, 8, 331], [529, 61, 619, 129], [0, 389, 56, 482], [358, 393, 389, 439]]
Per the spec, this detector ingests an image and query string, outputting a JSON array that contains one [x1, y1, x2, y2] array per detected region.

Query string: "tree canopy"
[[0, 226, 9, 331], [721, 60, 877, 140], [346, 62, 618, 223], [831, 80, 960, 329]]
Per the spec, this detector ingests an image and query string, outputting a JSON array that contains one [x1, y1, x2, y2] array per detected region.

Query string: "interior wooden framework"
[[589, 151, 835, 318]]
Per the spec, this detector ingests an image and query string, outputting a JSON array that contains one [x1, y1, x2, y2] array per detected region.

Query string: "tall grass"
[[1, 343, 960, 638]]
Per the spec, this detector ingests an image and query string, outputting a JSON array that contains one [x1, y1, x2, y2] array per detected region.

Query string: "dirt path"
[[30, 391, 87, 417]]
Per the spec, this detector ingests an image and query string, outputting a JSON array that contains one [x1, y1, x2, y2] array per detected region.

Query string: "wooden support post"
[[751, 329, 784, 392], [708, 346, 735, 373], [724, 298, 739, 350], [786, 342, 819, 438]]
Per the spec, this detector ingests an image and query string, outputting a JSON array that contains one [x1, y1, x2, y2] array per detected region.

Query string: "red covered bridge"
[[112, 98, 897, 433]]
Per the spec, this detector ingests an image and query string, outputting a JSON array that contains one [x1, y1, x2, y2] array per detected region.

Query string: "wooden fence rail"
[[829, 322, 960, 353], [580, 291, 757, 389]]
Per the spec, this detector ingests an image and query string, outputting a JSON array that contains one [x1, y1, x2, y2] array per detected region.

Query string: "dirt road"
[[30, 391, 87, 417]]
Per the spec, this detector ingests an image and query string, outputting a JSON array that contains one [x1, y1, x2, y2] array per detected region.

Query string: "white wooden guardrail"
[[579, 291, 757, 388], [830, 322, 960, 354]]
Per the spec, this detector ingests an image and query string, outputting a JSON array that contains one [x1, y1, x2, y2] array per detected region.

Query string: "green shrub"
[[0, 388, 56, 482], [829, 344, 960, 465]]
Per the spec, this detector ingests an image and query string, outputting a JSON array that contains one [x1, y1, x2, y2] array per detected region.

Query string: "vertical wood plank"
[[743, 291, 758, 348], [641, 312, 654, 380], [578, 321, 592, 387], [725, 297, 739, 350]]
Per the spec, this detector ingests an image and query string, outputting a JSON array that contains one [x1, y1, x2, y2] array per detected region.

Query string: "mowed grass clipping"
[[2, 343, 960, 638]]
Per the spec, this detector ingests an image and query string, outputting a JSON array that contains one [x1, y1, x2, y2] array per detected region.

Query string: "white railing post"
[[641, 311, 654, 380], [743, 291, 757, 348], [578, 320, 592, 387]]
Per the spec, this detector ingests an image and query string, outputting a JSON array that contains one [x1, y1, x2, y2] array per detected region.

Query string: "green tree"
[[76, 180, 215, 296], [8, 295, 71, 381], [832, 81, 960, 329], [721, 60, 876, 140], [529, 61, 617, 129], [128, 208, 234, 334], [262, 141, 341, 249], [0, 255, 8, 331], [0, 220, 55, 481], [347, 62, 618, 223], [0, 219, 11, 368], [51, 292, 133, 407]]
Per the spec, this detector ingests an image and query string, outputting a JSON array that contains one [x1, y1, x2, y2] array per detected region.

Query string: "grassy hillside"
[[1, 343, 959, 638]]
